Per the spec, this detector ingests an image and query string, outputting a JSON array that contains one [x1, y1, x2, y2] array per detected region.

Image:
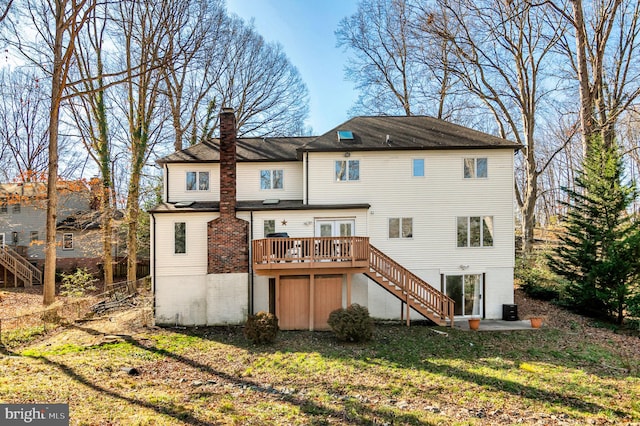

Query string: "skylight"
[[337, 130, 354, 141]]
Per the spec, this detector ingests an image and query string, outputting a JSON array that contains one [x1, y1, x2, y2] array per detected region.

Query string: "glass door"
[[314, 219, 355, 260], [0, 233, 4, 247], [445, 274, 482, 317], [315, 220, 354, 237]]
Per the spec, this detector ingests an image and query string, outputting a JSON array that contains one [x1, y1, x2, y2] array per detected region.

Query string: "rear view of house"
[[150, 108, 520, 329]]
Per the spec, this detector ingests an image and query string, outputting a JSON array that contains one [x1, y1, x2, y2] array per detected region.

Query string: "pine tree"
[[549, 137, 640, 324]]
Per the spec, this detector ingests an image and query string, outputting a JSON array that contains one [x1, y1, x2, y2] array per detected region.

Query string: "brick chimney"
[[207, 107, 249, 274], [219, 107, 237, 218]]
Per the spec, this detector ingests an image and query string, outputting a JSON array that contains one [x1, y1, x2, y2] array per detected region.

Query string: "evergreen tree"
[[549, 137, 640, 324]]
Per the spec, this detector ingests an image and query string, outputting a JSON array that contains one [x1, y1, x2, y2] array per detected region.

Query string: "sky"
[[225, 0, 359, 135]]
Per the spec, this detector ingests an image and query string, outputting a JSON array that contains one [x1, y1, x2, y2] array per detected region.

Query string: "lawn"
[[1, 314, 638, 425]]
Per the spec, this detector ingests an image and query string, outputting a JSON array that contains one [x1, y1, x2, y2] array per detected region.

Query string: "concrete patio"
[[454, 319, 541, 331]]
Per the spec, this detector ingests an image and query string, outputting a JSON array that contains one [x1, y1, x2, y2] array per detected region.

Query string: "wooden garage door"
[[314, 275, 342, 330], [278, 275, 343, 330], [279, 276, 310, 330]]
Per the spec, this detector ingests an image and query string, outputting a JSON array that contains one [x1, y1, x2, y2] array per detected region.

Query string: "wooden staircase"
[[366, 244, 455, 327], [0, 245, 42, 287]]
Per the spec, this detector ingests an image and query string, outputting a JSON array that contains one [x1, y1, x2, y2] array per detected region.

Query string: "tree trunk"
[[126, 170, 140, 283], [571, 0, 595, 155], [43, 1, 65, 306], [101, 185, 113, 285]]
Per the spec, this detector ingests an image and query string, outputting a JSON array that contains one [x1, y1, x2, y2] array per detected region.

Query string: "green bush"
[[327, 303, 373, 342], [60, 268, 97, 297], [244, 311, 279, 344], [515, 253, 561, 301]]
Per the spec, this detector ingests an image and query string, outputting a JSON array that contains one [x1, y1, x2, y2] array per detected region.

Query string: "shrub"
[[244, 311, 279, 344], [327, 303, 373, 342], [515, 253, 561, 301], [60, 268, 98, 297]]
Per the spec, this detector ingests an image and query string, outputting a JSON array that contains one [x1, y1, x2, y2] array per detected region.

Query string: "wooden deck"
[[252, 236, 370, 273]]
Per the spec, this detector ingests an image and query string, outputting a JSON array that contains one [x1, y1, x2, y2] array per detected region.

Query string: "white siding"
[[166, 162, 303, 203], [307, 150, 515, 272], [154, 212, 215, 277], [237, 162, 303, 201], [167, 164, 219, 203]]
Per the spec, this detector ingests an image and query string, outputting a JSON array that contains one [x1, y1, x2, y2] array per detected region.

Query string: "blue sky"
[[226, 0, 359, 134]]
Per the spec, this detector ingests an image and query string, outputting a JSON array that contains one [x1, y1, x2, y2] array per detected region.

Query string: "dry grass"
[[0, 288, 638, 425]]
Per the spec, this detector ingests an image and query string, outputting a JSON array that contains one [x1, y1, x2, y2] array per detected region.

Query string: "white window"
[[0, 203, 6, 214], [12, 203, 21, 214], [463, 158, 488, 179], [30, 231, 39, 243], [413, 159, 425, 177], [62, 233, 74, 250], [389, 217, 413, 239], [335, 160, 359, 181], [260, 170, 283, 190], [186, 171, 209, 191], [174, 222, 186, 254], [457, 216, 494, 247], [264, 220, 275, 236]]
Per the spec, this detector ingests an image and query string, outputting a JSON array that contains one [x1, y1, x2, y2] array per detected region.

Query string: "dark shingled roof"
[[149, 200, 370, 213], [157, 137, 315, 164], [299, 116, 521, 153], [156, 116, 520, 164]]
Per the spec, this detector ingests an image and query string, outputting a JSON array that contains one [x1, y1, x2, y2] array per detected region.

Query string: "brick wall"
[[208, 107, 249, 274]]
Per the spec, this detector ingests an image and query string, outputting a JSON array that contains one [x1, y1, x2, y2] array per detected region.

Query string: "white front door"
[[445, 274, 483, 317], [315, 219, 354, 237]]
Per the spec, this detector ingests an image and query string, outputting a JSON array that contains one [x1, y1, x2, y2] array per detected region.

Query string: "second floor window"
[[413, 159, 425, 177], [12, 203, 20, 214], [186, 171, 209, 191], [457, 216, 494, 247], [464, 158, 488, 179], [389, 217, 413, 238], [0, 203, 6, 214], [260, 170, 283, 190], [335, 160, 359, 181]]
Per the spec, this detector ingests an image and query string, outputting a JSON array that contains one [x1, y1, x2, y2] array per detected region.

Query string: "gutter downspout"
[[164, 164, 169, 203], [304, 151, 309, 205], [249, 211, 254, 315], [151, 212, 156, 318]]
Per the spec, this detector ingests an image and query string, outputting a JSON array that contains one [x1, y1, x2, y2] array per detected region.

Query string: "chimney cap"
[[221, 107, 235, 114]]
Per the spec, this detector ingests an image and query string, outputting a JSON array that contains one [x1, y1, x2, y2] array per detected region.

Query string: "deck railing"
[[252, 236, 370, 267], [0, 245, 41, 287], [368, 244, 455, 326]]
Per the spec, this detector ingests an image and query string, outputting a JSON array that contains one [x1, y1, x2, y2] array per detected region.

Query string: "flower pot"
[[529, 317, 543, 328], [468, 318, 480, 330]]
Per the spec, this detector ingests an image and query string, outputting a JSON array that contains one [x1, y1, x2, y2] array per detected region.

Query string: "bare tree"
[[216, 16, 309, 137], [337, 0, 414, 116], [542, 0, 640, 153], [425, 0, 566, 253], [161, 0, 227, 151], [0, 69, 49, 180], [67, 1, 117, 284], [110, 0, 177, 282], [3, 0, 97, 304]]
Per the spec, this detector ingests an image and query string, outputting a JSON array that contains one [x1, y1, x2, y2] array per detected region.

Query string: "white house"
[[150, 108, 521, 329]]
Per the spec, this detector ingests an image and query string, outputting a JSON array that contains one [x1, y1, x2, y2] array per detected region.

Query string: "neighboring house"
[[150, 108, 521, 329], [0, 181, 106, 286]]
